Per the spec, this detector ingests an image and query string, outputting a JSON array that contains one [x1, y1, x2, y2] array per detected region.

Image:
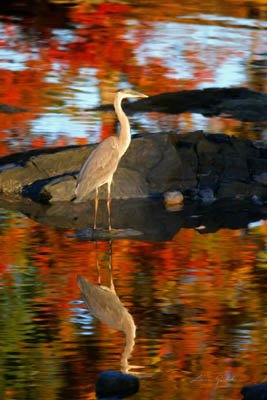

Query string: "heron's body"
[[74, 89, 148, 230], [75, 136, 120, 202]]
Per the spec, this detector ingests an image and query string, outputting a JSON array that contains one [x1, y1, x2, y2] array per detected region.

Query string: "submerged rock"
[[241, 381, 267, 400], [0, 131, 266, 204], [95, 370, 139, 399]]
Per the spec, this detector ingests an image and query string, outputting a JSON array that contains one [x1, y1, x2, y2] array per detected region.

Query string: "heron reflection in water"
[[78, 242, 136, 373], [73, 89, 148, 230]]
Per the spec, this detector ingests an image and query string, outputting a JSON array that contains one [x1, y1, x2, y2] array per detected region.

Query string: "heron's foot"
[[104, 228, 143, 238]]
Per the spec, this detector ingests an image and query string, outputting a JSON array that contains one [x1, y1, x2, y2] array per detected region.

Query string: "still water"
[[0, 1, 267, 399]]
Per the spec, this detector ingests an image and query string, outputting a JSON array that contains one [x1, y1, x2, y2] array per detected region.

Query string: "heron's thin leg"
[[94, 188, 99, 230], [107, 181, 112, 231]]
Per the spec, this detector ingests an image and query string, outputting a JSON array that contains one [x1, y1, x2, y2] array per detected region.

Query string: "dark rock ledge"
[[96, 87, 267, 122], [0, 130, 266, 204]]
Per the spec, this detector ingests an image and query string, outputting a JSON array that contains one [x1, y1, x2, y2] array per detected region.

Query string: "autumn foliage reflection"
[[0, 1, 181, 156], [0, 212, 266, 399]]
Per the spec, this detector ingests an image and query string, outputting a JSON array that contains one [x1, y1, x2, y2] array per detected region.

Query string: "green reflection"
[[0, 267, 63, 400]]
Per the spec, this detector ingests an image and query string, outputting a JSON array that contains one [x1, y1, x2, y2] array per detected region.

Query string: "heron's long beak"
[[135, 92, 148, 98], [129, 90, 148, 99]]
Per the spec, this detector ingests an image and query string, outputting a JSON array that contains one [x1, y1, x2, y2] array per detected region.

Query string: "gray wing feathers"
[[75, 136, 120, 201]]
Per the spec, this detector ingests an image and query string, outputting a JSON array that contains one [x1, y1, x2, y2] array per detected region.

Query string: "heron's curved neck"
[[114, 96, 131, 157], [121, 314, 136, 373]]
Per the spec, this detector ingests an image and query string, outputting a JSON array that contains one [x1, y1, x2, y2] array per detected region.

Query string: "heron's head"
[[117, 88, 148, 101]]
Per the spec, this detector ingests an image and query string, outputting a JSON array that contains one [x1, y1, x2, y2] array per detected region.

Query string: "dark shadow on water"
[[0, 195, 266, 241]]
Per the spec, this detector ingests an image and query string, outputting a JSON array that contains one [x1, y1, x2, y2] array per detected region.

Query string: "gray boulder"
[[0, 131, 266, 203]]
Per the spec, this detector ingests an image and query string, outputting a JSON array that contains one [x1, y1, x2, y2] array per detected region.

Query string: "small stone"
[[254, 172, 267, 186], [199, 188, 216, 204], [195, 225, 207, 231], [164, 191, 184, 211], [251, 195, 263, 206]]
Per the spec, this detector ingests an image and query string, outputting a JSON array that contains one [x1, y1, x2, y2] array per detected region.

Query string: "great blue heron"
[[73, 89, 148, 230]]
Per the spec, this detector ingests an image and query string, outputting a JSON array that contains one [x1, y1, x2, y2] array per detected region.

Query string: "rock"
[[96, 397, 119, 400], [95, 370, 139, 399], [119, 135, 162, 171], [109, 168, 149, 199], [248, 157, 267, 175], [39, 175, 77, 203], [199, 188, 216, 204], [0, 145, 92, 195], [252, 195, 264, 206], [164, 190, 184, 211], [39, 167, 149, 202], [147, 143, 185, 192], [217, 181, 267, 200], [171, 137, 198, 190], [254, 172, 267, 186], [164, 190, 184, 204], [222, 153, 250, 182], [97, 87, 267, 122], [196, 136, 222, 188], [219, 98, 267, 121], [0, 131, 266, 203], [241, 381, 267, 400]]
